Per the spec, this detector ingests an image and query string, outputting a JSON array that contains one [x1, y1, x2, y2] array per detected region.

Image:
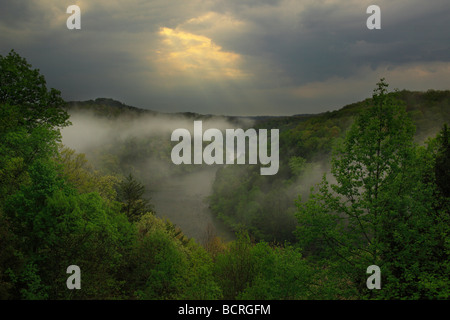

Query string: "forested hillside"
[[210, 87, 450, 243], [1, 51, 448, 300]]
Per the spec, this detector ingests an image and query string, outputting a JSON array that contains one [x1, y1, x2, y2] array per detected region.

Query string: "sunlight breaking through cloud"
[[156, 26, 249, 80]]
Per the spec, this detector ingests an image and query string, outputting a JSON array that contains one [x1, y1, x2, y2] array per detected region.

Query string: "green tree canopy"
[[435, 124, 450, 197], [295, 79, 450, 299], [0, 50, 70, 131]]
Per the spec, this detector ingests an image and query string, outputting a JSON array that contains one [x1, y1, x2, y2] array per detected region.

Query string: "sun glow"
[[156, 27, 248, 80]]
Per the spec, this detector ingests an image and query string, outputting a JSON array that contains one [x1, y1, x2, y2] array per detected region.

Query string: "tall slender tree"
[[295, 79, 449, 298], [117, 173, 153, 222]]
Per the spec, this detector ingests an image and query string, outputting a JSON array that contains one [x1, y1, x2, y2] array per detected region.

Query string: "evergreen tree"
[[117, 173, 153, 222]]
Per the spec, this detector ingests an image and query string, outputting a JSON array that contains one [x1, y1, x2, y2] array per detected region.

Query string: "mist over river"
[[60, 109, 245, 244], [150, 168, 235, 243]]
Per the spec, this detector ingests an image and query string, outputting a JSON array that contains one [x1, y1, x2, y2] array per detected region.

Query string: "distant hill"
[[66, 98, 315, 122], [66, 89, 450, 140], [66, 98, 159, 118], [251, 89, 450, 143], [66, 98, 253, 127]]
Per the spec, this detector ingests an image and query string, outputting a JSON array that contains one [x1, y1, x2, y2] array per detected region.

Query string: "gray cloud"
[[1, 0, 449, 116]]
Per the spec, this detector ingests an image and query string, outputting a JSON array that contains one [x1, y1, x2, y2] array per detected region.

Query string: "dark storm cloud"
[[1, 0, 449, 115], [205, 0, 450, 84]]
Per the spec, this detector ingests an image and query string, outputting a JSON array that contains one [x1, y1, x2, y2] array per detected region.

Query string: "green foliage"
[[0, 103, 60, 200], [0, 50, 136, 299], [238, 243, 313, 299], [57, 147, 119, 202], [288, 156, 306, 177], [0, 50, 70, 131], [213, 231, 256, 299], [213, 231, 344, 300], [13, 262, 49, 300], [3, 157, 136, 299], [127, 213, 221, 300], [181, 241, 222, 299], [295, 80, 450, 299], [435, 124, 450, 197], [134, 228, 188, 299]]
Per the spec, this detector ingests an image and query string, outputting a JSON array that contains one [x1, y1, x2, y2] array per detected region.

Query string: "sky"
[[1, 0, 449, 116]]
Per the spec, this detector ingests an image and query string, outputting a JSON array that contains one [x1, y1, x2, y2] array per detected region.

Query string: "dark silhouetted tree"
[[117, 173, 153, 222]]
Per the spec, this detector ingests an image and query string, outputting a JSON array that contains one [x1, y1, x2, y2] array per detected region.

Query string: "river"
[[150, 168, 235, 243]]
